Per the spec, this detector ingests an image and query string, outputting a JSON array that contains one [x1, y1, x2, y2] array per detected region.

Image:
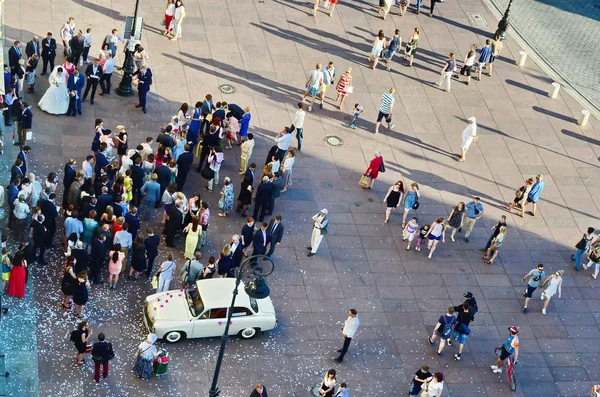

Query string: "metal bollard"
[[548, 82, 560, 99], [578, 110, 590, 127], [517, 51, 527, 67]]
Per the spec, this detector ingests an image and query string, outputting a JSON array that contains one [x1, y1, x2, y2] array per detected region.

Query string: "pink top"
[[108, 251, 125, 275], [228, 117, 240, 134]]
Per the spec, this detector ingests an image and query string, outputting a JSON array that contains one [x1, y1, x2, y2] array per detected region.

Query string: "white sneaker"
[[428, 254, 432, 259], [490, 365, 498, 370], [492, 369, 503, 374], [542, 309, 546, 315], [541, 294, 545, 301]]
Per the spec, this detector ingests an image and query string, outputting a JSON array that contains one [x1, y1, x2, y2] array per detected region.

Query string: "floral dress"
[[219, 184, 234, 213]]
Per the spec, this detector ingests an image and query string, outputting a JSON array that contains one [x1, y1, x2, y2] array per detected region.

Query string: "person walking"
[[488, 35, 504, 77], [505, 177, 534, 213], [427, 306, 455, 356], [319, 62, 336, 108], [266, 215, 284, 258], [425, 217, 446, 259], [460, 197, 484, 243], [155, 254, 176, 292], [483, 215, 507, 251], [437, 53, 456, 92], [383, 181, 404, 224], [521, 174, 544, 217], [403, 28, 419, 67], [374, 88, 395, 134], [183, 217, 200, 260], [91, 333, 115, 383], [302, 64, 324, 113], [133, 333, 160, 379], [446, 202, 465, 242], [476, 40, 493, 81], [573, 227, 595, 271], [451, 302, 475, 361], [540, 270, 563, 315], [401, 183, 420, 227], [367, 30, 386, 70], [291, 102, 305, 151], [170, 0, 186, 41], [403, 217, 419, 250], [335, 309, 359, 362], [522, 264, 545, 313], [107, 245, 124, 289], [73, 271, 90, 318], [70, 320, 92, 366], [308, 209, 329, 257], [458, 117, 477, 162], [586, 244, 600, 280], [361, 151, 384, 189], [409, 365, 433, 396], [456, 44, 477, 85], [335, 68, 353, 110], [384, 29, 401, 71]]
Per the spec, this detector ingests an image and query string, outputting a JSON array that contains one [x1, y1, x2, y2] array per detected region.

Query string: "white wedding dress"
[[38, 66, 70, 115]]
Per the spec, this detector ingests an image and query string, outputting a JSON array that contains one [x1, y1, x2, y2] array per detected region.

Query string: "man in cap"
[[308, 208, 329, 257]]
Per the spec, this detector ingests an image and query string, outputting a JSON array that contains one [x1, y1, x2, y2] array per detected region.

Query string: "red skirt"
[[165, 14, 174, 31], [7, 266, 26, 298]]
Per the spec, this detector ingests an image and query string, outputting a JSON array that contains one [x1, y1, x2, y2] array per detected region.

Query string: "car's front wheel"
[[164, 331, 186, 343], [240, 327, 259, 339]]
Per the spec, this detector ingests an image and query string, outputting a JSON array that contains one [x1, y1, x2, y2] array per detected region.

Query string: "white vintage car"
[[143, 278, 277, 343]]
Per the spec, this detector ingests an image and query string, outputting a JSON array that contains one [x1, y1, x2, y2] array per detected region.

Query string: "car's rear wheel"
[[164, 331, 186, 343], [240, 327, 259, 339]]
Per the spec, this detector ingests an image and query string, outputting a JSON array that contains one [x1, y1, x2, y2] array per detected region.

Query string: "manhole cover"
[[218, 84, 236, 94], [368, 198, 373, 202], [324, 135, 343, 147], [327, 184, 333, 188], [355, 202, 361, 207], [467, 13, 488, 28]]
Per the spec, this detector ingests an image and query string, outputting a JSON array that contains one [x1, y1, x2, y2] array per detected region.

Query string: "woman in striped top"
[[335, 68, 353, 110]]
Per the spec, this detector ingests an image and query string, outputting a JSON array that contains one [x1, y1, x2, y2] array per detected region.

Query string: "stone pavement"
[[487, 0, 600, 116], [2, 0, 600, 396]]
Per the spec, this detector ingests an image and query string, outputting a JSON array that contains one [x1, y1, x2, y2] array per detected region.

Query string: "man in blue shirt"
[[477, 39, 492, 81], [521, 174, 544, 217], [460, 197, 484, 243], [139, 173, 161, 221]]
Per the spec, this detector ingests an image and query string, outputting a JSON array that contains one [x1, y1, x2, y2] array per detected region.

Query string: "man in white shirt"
[[292, 102, 306, 151], [239, 133, 255, 174], [99, 52, 115, 95], [301, 63, 324, 112], [114, 223, 132, 271], [141, 137, 154, 160], [335, 309, 359, 362], [308, 208, 328, 257], [82, 155, 94, 189], [274, 127, 292, 162]]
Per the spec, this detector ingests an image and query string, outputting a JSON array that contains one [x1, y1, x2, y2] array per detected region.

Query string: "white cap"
[[468, 116, 476, 122], [321, 208, 328, 214]]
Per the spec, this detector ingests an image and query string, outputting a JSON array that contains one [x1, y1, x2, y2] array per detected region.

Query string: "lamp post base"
[[116, 49, 136, 97]]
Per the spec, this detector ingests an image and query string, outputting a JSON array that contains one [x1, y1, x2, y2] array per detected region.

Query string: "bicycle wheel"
[[508, 367, 517, 392]]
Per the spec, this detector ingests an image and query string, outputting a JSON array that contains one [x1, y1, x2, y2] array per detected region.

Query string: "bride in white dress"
[[38, 66, 70, 115]]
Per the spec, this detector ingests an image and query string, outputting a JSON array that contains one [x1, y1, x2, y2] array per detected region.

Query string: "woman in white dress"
[[38, 66, 70, 115], [459, 117, 477, 162], [541, 270, 563, 315], [280, 149, 296, 193], [368, 30, 386, 70]]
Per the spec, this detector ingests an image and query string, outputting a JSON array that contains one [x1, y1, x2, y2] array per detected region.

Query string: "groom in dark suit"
[[67, 69, 84, 116], [82, 59, 103, 105], [8, 41, 22, 76], [69, 30, 84, 65], [41, 32, 57, 75], [134, 65, 152, 114]]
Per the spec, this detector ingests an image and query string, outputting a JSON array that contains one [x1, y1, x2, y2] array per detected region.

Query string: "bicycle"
[[495, 347, 517, 391]]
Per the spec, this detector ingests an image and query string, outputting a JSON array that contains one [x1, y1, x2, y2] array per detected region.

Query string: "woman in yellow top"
[[123, 169, 133, 203]]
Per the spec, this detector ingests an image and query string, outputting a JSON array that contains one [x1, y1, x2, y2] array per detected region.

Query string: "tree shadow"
[[505, 79, 546, 96]]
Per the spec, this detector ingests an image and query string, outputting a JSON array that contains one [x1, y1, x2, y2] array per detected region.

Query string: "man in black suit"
[[164, 202, 183, 248], [144, 228, 160, 278], [96, 187, 114, 218], [253, 176, 271, 222], [129, 145, 143, 165], [244, 163, 256, 186], [130, 157, 145, 206], [266, 215, 285, 258], [251, 223, 268, 265], [69, 30, 84, 64], [30, 214, 47, 265], [41, 32, 57, 75], [16, 145, 31, 176], [26, 36, 41, 59], [8, 40, 22, 76], [154, 163, 171, 200], [10, 159, 24, 183], [125, 207, 140, 240], [266, 172, 283, 216], [73, 241, 92, 275], [156, 125, 175, 149], [133, 65, 152, 114], [82, 59, 103, 104], [176, 144, 194, 190], [17, 102, 33, 146], [90, 234, 107, 284], [39, 193, 58, 247], [230, 235, 244, 270]]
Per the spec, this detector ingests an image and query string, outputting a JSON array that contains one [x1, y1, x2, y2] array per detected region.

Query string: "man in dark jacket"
[[39, 193, 58, 247], [240, 217, 255, 256], [90, 234, 107, 284], [30, 214, 47, 265], [62, 159, 77, 208], [94, 144, 109, 176], [96, 187, 114, 218], [156, 125, 175, 148], [266, 172, 283, 216], [266, 215, 284, 258], [41, 32, 57, 75], [251, 223, 268, 265], [72, 241, 92, 275], [10, 159, 24, 183], [176, 144, 194, 190], [130, 158, 145, 206], [164, 202, 183, 248], [253, 176, 271, 222], [154, 163, 171, 199], [124, 207, 140, 240], [7, 179, 20, 229], [196, 125, 220, 172], [90, 333, 115, 383], [144, 228, 160, 278]]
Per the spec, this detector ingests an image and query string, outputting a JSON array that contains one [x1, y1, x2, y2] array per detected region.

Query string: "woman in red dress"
[[7, 250, 27, 298], [364, 151, 384, 189]]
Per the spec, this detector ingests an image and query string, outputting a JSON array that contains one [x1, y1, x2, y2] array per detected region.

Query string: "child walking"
[[402, 217, 419, 250], [350, 103, 363, 129], [415, 224, 430, 251]]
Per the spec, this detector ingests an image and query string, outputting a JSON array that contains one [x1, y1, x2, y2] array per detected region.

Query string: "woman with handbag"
[[401, 182, 420, 228], [133, 333, 160, 379], [505, 177, 534, 213], [361, 151, 384, 190], [368, 30, 386, 69], [70, 320, 92, 366], [404, 28, 420, 67], [409, 365, 433, 396], [335, 68, 353, 110]]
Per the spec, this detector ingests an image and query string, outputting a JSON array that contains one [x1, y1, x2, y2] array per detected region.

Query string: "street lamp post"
[[116, 0, 141, 97], [208, 255, 274, 397], [494, 0, 514, 42]]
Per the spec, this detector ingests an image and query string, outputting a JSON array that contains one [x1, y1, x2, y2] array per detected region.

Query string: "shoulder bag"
[[181, 259, 191, 283], [379, 161, 386, 173]]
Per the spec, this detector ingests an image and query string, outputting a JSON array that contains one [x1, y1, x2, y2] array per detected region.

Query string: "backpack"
[[69, 330, 78, 343], [441, 315, 455, 338]]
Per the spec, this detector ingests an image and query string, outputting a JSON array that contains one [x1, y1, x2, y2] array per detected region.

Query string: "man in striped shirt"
[[374, 88, 395, 134]]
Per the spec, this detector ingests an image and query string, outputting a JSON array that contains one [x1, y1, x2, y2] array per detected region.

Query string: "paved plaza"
[[2, 0, 600, 396]]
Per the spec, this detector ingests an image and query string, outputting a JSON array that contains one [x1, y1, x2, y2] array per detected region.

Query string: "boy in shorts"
[[350, 103, 363, 129], [302, 63, 324, 112]]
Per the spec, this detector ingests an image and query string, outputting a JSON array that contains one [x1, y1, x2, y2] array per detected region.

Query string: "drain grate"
[[218, 84, 236, 94], [467, 13, 489, 28], [324, 135, 343, 147]]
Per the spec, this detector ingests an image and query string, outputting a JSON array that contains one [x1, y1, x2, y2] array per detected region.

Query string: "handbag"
[[379, 161, 386, 173], [288, 124, 295, 134], [151, 275, 158, 289], [201, 164, 215, 180], [26, 130, 33, 141], [412, 196, 420, 210], [359, 174, 371, 189], [343, 86, 354, 94], [85, 343, 92, 354]]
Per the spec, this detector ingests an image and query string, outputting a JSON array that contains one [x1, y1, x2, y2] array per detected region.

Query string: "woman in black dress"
[[128, 235, 146, 280], [235, 176, 253, 217], [61, 257, 77, 310], [383, 181, 404, 224], [198, 256, 216, 280], [217, 245, 232, 278], [114, 125, 128, 157], [446, 201, 465, 242], [70, 320, 92, 366], [72, 271, 90, 318]]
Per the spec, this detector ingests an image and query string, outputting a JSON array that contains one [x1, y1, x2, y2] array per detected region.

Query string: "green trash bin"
[[153, 349, 169, 378]]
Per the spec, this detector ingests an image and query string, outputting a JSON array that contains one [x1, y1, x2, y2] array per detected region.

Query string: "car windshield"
[[185, 285, 204, 317]]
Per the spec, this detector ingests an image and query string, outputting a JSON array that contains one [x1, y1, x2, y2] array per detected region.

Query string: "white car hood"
[[145, 290, 189, 322]]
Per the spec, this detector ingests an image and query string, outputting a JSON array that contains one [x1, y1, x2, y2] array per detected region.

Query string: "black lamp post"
[[208, 254, 275, 397], [116, 0, 141, 97], [494, 0, 513, 42]]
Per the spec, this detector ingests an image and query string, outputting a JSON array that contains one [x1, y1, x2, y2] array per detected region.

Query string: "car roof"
[[195, 278, 252, 309]]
